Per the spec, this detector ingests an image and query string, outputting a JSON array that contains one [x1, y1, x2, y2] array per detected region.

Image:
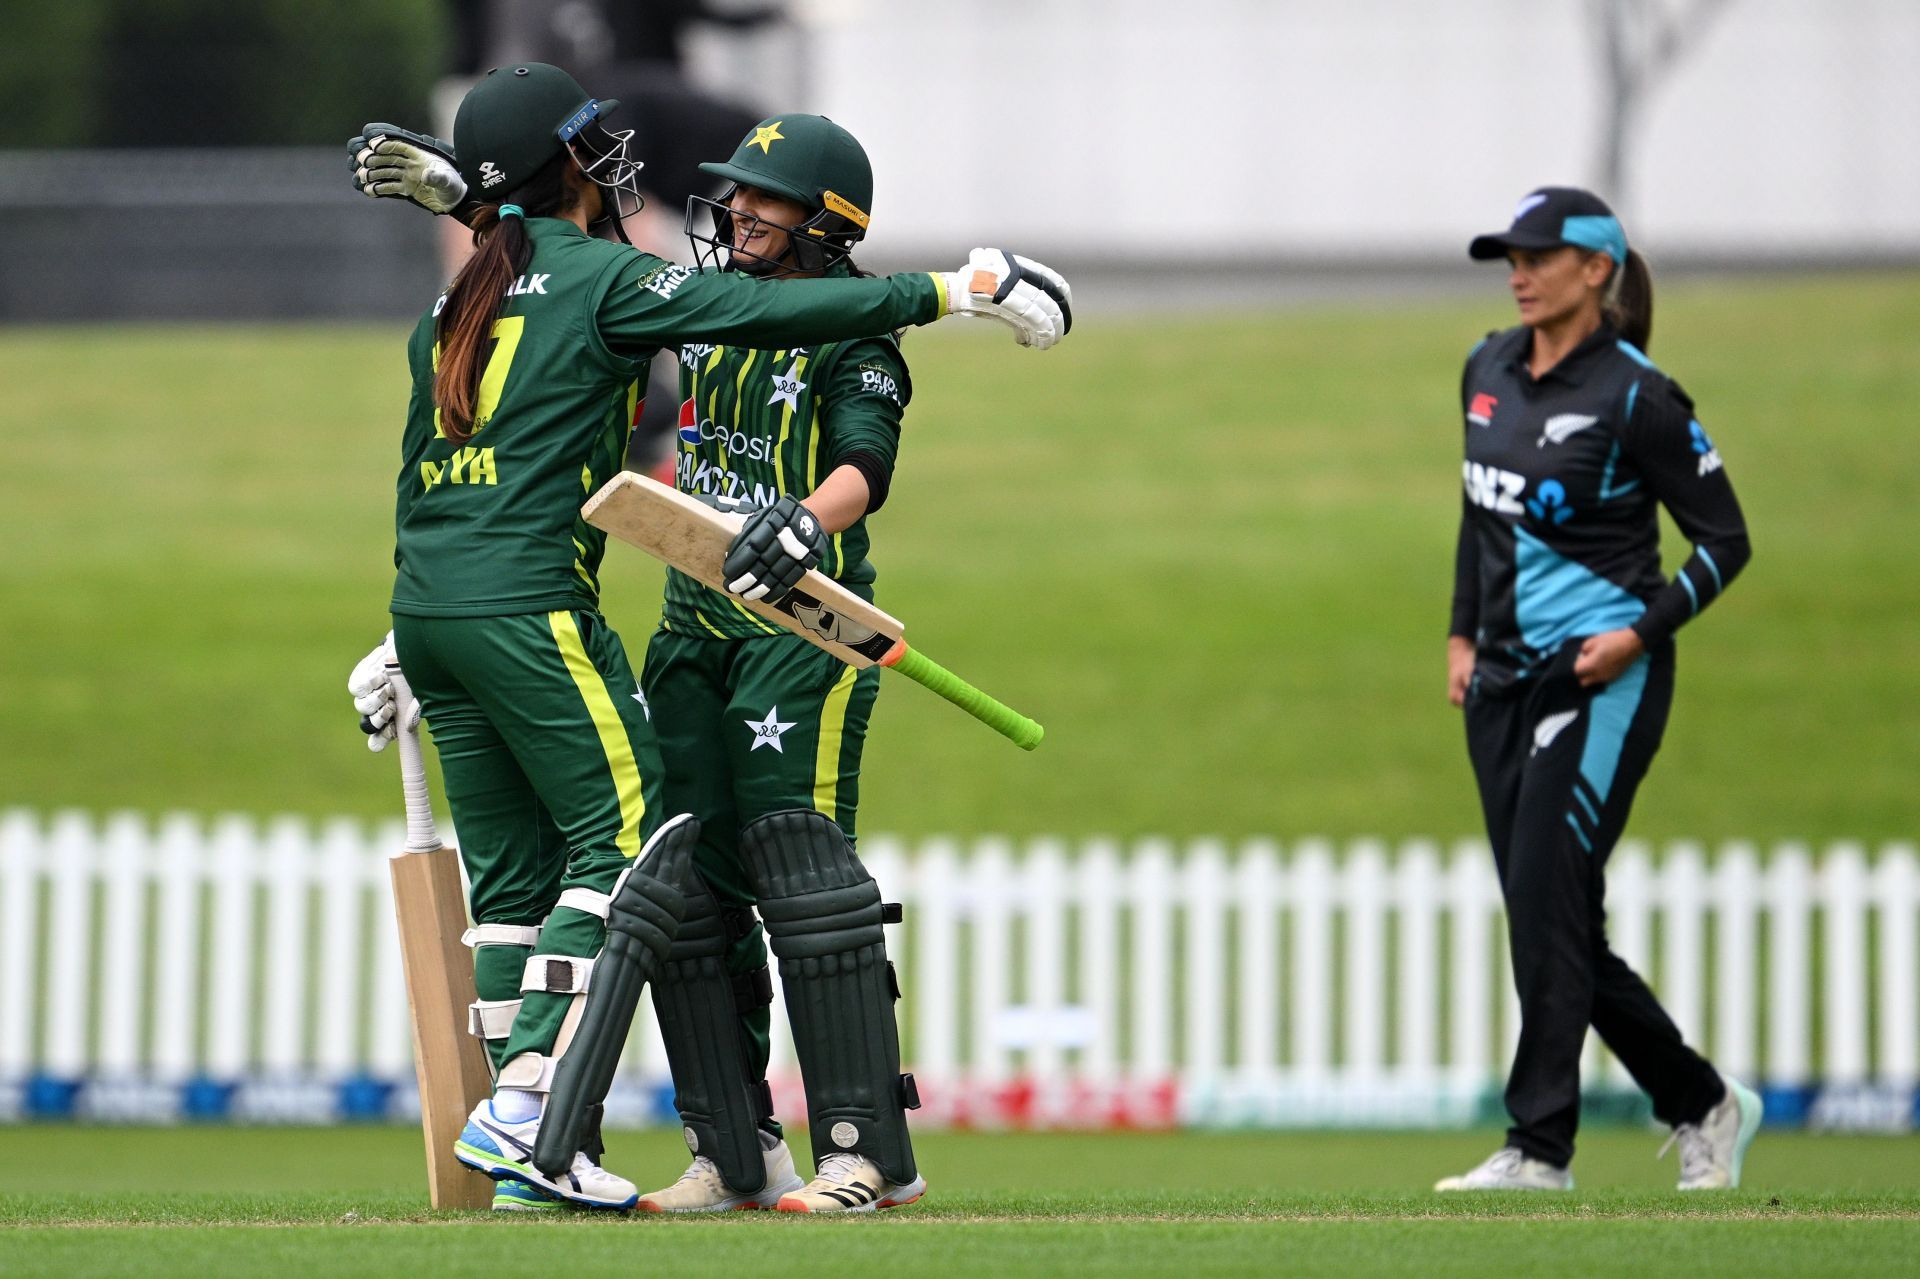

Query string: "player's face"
[[1506, 246, 1610, 331], [728, 185, 812, 275]]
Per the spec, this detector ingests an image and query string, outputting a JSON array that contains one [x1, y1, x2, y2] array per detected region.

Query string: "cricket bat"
[[385, 665, 495, 1211], [583, 471, 1044, 750]]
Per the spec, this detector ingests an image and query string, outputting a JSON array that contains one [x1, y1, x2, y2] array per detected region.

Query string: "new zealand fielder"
[[1437, 187, 1761, 1193]]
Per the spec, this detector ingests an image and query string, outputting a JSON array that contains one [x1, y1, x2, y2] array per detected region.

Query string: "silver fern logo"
[[1538, 413, 1599, 447]]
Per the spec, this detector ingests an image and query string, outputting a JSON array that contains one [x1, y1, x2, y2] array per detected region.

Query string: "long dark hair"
[[433, 154, 575, 442], [1602, 248, 1654, 354]]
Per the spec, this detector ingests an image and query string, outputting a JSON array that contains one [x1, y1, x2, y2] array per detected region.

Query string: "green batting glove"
[[348, 122, 468, 215]]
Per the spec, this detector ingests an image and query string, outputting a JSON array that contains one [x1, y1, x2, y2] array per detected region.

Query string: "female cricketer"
[[1437, 187, 1761, 1191], [631, 114, 927, 1215], [344, 63, 1069, 1211]]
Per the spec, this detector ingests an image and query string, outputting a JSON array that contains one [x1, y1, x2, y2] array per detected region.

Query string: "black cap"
[[1469, 187, 1627, 264]]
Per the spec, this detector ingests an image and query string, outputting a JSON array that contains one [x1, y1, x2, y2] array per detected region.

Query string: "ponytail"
[[433, 153, 575, 442], [1603, 248, 1654, 354]]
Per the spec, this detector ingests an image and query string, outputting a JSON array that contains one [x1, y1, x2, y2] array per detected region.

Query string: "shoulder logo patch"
[[1468, 392, 1498, 427]]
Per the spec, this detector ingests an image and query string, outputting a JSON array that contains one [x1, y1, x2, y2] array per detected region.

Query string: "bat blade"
[[390, 845, 495, 1210], [385, 667, 494, 1211], [583, 471, 1045, 749], [583, 471, 906, 667]]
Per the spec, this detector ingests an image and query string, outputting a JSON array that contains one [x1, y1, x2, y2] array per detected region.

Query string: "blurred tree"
[[1591, 0, 1736, 210], [0, 0, 445, 147], [0, 4, 114, 146]]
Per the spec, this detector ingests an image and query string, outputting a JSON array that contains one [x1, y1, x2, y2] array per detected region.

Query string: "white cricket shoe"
[[453, 1099, 638, 1210], [1434, 1147, 1573, 1191], [1663, 1075, 1764, 1189], [637, 1133, 805, 1212], [776, 1152, 926, 1213]]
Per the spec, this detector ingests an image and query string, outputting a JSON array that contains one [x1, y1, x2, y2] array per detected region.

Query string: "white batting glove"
[[937, 249, 1074, 350], [347, 631, 421, 753], [349, 123, 468, 216]]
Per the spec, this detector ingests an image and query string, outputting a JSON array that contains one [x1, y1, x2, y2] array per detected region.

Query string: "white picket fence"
[[2, 809, 1915, 1128]]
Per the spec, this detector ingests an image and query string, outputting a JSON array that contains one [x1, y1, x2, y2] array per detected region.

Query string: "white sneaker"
[[453, 1099, 639, 1210], [1434, 1147, 1573, 1191], [776, 1152, 927, 1213], [1663, 1075, 1764, 1189], [637, 1134, 804, 1212]]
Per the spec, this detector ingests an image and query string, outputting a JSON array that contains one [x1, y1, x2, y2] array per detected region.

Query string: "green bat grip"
[[888, 646, 1044, 751]]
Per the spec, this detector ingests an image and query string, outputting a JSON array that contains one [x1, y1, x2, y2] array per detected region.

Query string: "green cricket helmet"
[[453, 63, 645, 235], [685, 114, 873, 275]]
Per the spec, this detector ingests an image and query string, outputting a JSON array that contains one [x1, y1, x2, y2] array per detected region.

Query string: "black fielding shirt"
[[1450, 323, 1751, 693]]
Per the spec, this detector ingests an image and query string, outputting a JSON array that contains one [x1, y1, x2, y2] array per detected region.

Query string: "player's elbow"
[[1709, 531, 1752, 588]]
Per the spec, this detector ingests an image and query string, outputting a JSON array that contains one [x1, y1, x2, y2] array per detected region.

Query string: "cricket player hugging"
[[346, 64, 1071, 1214]]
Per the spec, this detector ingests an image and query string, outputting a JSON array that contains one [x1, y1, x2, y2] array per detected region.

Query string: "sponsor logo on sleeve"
[[1467, 392, 1498, 427], [1689, 420, 1723, 475], [640, 265, 693, 300]]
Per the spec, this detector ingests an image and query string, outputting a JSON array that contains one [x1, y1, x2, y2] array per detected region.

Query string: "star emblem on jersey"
[[768, 361, 808, 409], [746, 705, 796, 752], [749, 121, 785, 154]]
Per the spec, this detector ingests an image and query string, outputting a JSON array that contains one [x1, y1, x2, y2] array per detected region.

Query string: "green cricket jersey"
[[390, 218, 940, 617], [663, 265, 910, 638]]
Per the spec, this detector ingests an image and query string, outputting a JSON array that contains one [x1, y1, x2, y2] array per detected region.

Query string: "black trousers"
[[1464, 640, 1722, 1167]]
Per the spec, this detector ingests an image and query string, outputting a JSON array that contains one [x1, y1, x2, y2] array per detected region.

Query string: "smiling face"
[[727, 183, 814, 277], [1506, 245, 1613, 332]]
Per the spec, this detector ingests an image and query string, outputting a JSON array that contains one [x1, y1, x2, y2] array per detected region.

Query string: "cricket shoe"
[[1434, 1147, 1573, 1191], [637, 1133, 804, 1212], [492, 1179, 562, 1213], [453, 1099, 639, 1210], [776, 1152, 927, 1213], [1662, 1074, 1764, 1189]]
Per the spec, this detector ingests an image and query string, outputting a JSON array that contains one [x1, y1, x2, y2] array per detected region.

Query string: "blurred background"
[[1, 0, 1916, 1152]]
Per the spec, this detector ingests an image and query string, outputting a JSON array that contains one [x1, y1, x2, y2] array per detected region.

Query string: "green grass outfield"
[[2, 1127, 1916, 1277], [2, 274, 1916, 840]]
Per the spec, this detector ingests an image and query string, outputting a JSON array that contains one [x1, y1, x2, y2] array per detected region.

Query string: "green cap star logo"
[[749, 121, 785, 154]]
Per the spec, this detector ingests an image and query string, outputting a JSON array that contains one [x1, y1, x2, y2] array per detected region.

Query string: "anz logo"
[[1462, 461, 1526, 515], [1690, 420, 1723, 476]]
